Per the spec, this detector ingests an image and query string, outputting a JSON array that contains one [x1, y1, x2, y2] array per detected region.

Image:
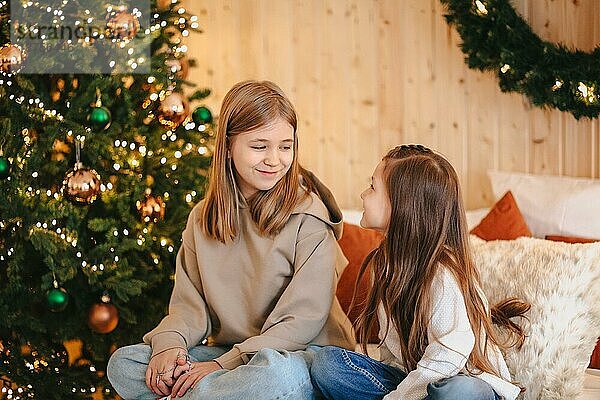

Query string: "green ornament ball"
[[88, 106, 112, 130], [192, 106, 213, 125], [47, 287, 69, 312], [0, 156, 9, 180]]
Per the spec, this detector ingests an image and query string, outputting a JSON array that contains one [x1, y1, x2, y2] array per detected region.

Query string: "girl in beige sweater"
[[107, 81, 354, 400]]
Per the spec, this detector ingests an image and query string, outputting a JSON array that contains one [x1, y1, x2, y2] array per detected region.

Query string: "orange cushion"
[[592, 339, 600, 369], [336, 222, 383, 343], [470, 191, 532, 240], [545, 235, 598, 244], [544, 234, 599, 368]]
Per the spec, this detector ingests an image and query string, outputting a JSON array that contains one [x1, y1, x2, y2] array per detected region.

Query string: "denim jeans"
[[107, 343, 321, 400], [310, 346, 501, 400]]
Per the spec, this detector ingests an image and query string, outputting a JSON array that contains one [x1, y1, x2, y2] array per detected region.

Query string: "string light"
[[552, 79, 563, 91], [577, 81, 598, 104], [0, 2, 208, 394], [474, 0, 488, 15]]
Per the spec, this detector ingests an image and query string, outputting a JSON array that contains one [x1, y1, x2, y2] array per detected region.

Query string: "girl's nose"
[[264, 149, 279, 167]]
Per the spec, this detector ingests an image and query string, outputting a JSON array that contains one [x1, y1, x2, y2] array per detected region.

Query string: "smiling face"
[[360, 160, 391, 232], [229, 118, 295, 199]]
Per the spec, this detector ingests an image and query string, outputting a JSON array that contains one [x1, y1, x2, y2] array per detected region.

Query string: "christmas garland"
[[441, 0, 600, 119]]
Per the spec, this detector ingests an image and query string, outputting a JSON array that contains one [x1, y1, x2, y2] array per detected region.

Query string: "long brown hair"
[[200, 80, 310, 243], [355, 144, 529, 377]]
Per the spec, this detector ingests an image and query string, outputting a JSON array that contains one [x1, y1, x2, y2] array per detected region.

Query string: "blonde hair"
[[355, 145, 529, 378], [200, 80, 309, 243]]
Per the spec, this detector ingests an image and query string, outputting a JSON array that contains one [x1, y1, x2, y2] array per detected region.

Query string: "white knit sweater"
[[378, 268, 521, 400]]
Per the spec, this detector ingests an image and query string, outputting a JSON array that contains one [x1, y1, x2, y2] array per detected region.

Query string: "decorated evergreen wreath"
[[441, 0, 600, 119]]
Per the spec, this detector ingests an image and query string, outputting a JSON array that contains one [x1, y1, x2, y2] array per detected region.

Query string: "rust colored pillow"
[[470, 191, 532, 240], [545, 235, 598, 244], [544, 234, 599, 368], [336, 222, 383, 343], [592, 339, 600, 369]]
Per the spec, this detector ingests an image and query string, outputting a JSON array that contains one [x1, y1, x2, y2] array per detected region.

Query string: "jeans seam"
[[340, 349, 389, 393]]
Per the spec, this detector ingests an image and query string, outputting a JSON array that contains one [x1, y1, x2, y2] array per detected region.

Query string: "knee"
[[310, 346, 345, 390], [427, 374, 495, 400], [244, 348, 312, 398], [106, 344, 150, 397], [106, 346, 127, 382]]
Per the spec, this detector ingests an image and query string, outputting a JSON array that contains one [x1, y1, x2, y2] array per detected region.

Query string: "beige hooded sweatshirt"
[[143, 175, 356, 369]]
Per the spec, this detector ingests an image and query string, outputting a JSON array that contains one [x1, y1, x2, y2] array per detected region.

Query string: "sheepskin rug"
[[470, 236, 600, 400]]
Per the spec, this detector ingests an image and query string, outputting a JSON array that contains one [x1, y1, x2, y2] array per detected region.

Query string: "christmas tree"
[[0, 1, 214, 398]]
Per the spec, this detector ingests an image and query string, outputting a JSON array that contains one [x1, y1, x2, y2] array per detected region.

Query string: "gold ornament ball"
[[0, 44, 25, 74], [62, 164, 102, 204], [137, 195, 166, 223], [106, 10, 140, 41], [88, 302, 119, 334], [165, 57, 189, 80], [157, 92, 190, 128]]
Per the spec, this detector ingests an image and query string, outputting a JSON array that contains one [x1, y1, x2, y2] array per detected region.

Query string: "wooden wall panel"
[[377, 0, 405, 156], [292, 0, 325, 178], [348, 0, 380, 205], [431, 0, 467, 183], [184, 0, 600, 210], [319, 1, 353, 206]]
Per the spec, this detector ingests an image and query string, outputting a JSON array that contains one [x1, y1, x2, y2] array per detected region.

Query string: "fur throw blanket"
[[471, 236, 600, 400]]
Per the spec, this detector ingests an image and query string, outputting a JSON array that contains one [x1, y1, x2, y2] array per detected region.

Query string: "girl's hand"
[[145, 348, 188, 396], [170, 360, 222, 398]]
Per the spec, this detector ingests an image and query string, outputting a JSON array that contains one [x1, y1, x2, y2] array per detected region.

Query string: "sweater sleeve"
[[214, 216, 338, 369], [383, 270, 475, 400], [142, 207, 211, 358]]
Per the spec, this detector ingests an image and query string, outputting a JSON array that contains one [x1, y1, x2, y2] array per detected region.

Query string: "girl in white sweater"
[[311, 144, 529, 400]]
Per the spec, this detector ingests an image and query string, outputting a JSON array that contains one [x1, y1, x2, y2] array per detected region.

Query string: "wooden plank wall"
[[183, 0, 600, 210]]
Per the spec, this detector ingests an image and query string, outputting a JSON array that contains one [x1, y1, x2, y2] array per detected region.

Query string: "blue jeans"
[[107, 343, 321, 400], [310, 346, 501, 400]]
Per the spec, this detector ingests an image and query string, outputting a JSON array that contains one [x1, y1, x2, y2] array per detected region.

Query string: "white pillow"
[[344, 208, 489, 231], [488, 170, 600, 238], [471, 235, 600, 399], [466, 208, 489, 230], [342, 209, 363, 226]]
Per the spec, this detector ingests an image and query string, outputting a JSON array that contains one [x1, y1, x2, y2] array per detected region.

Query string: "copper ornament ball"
[[106, 10, 140, 41], [137, 195, 166, 222], [163, 26, 183, 44], [157, 92, 190, 129], [165, 57, 189, 80], [156, 0, 172, 11], [62, 163, 102, 204], [88, 302, 119, 334], [0, 44, 25, 74]]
